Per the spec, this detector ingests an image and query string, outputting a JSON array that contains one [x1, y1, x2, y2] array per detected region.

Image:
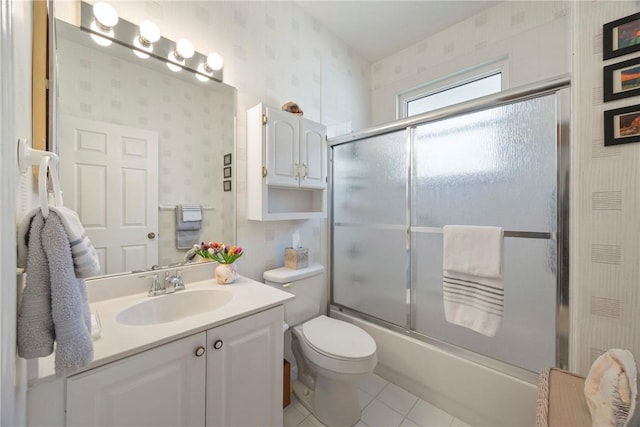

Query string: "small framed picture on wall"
[[223, 166, 232, 178], [603, 12, 640, 60], [604, 104, 640, 146], [223, 180, 232, 192], [604, 56, 640, 101], [223, 153, 232, 166]]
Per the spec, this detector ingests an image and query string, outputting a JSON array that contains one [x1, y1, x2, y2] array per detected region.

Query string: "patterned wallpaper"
[[56, 35, 235, 266], [571, 1, 640, 375], [49, 0, 640, 375], [370, 1, 571, 125]]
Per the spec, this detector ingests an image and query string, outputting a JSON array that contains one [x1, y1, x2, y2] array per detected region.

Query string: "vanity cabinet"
[[66, 306, 283, 426], [67, 333, 207, 426], [248, 103, 327, 220]]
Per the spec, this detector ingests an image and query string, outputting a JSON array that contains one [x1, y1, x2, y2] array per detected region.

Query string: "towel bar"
[[333, 222, 557, 240]]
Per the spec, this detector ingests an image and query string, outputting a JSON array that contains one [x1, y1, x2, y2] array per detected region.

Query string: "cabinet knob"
[[195, 346, 206, 357], [213, 339, 223, 350]]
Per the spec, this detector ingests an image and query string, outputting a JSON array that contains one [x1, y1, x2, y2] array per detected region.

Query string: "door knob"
[[195, 346, 205, 357], [147, 232, 156, 240], [213, 339, 223, 350]]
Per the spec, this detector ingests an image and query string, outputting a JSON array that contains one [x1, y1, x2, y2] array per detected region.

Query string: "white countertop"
[[32, 274, 294, 384]]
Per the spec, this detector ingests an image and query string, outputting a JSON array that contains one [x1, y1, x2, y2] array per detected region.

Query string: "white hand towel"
[[442, 225, 504, 337]]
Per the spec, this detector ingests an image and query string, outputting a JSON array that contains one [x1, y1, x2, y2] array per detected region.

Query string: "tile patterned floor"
[[283, 373, 471, 427]]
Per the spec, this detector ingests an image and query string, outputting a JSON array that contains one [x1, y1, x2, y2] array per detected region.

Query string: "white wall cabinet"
[[248, 103, 327, 220], [66, 306, 283, 427]]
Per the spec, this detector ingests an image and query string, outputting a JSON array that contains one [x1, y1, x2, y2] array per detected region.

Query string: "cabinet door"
[[265, 107, 300, 188], [206, 306, 284, 427], [67, 333, 207, 426], [299, 117, 327, 189]]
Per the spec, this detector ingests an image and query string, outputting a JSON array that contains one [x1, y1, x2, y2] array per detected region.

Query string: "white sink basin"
[[116, 289, 233, 326]]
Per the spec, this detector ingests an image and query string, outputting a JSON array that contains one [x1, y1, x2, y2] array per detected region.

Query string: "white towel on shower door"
[[442, 225, 504, 337]]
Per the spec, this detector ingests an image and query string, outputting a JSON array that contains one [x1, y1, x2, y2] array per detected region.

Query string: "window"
[[398, 61, 507, 118]]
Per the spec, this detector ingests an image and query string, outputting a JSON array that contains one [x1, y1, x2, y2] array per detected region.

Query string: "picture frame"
[[223, 153, 232, 166], [603, 12, 640, 60], [223, 180, 232, 192], [223, 166, 232, 178], [604, 104, 640, 146], [604, 56, 640, 102]]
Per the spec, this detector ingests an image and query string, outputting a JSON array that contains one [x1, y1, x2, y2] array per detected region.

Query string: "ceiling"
[[296, 1, 500, 63]]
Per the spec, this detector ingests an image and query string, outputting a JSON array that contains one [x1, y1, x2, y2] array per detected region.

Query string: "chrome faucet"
[[146, 274, 163, 297], [164, 270, 185, 294], [142, 269, 186, 297]]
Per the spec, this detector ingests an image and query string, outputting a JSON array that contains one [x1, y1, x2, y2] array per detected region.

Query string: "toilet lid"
[[302, 316, 376, 360]]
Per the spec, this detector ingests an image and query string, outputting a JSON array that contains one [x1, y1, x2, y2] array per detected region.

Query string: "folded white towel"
[[442, 225, 504, 337]]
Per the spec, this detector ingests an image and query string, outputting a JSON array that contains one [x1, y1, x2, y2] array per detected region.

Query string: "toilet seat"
[[301, 315, 376, 360]]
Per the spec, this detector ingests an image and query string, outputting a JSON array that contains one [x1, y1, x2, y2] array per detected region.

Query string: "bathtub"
[[330, 308, 537, 427]]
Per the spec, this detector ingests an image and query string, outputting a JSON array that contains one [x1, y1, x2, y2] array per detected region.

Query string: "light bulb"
[[139, 20, 160, 44], [166, 52, 183, 72], [133, 37, 151, 59], [133, 21, 160, 59], [205, 53, 223, 71], [196, 72, 209, 82], [175, 38, 194, 60], [90, 21, 113, 47], [93, 2, 118, 30]]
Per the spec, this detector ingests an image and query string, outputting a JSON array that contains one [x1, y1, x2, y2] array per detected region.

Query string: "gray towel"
[[17, 213, 55, 358], [16, 211, 93, 376], [18, 207, 100, 278], [175, 205, 202, 249], [42, 212, 93, 376], [50, 206, 100, 278]]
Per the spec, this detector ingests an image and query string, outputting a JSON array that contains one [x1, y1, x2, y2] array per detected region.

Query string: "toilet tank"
[[263, 263, 325, 326]]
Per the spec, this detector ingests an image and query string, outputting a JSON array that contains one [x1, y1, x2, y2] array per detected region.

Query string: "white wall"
[[571, 0, 640, 375], [371, 1, 571, 125], [3, 0, 33, 424], [57, 0, 371, 281]]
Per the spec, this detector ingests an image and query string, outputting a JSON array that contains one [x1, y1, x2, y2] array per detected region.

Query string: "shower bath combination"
[[329, 77, 570, 382]]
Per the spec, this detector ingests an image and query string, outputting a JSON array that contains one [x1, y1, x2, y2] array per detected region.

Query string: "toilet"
[[263, 263, 377, 427]]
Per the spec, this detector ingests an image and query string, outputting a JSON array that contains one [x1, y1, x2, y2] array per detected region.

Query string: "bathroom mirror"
[[53, 20, 236, 277]]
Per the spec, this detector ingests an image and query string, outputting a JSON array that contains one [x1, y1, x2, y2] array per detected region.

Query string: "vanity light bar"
[[79, 1, 223, 83]]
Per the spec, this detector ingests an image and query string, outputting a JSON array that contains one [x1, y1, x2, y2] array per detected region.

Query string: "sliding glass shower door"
[[332, 131, 409, 327], [331, 87, 568, 374], [411, 95, 558, 372]]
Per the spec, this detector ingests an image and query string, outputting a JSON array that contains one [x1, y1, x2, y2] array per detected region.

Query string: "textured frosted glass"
[[412, 232, 556, 372], [412, 95, 557, 231], [332, 226, 408, 327], [330, 93, 560, 373], [333, 132, 407, 225]]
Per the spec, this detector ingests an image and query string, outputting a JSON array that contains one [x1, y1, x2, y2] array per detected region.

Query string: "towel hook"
[[17, 138, 59, 173], [38, 156, 52, 218], [38, 156, 64, 218]]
